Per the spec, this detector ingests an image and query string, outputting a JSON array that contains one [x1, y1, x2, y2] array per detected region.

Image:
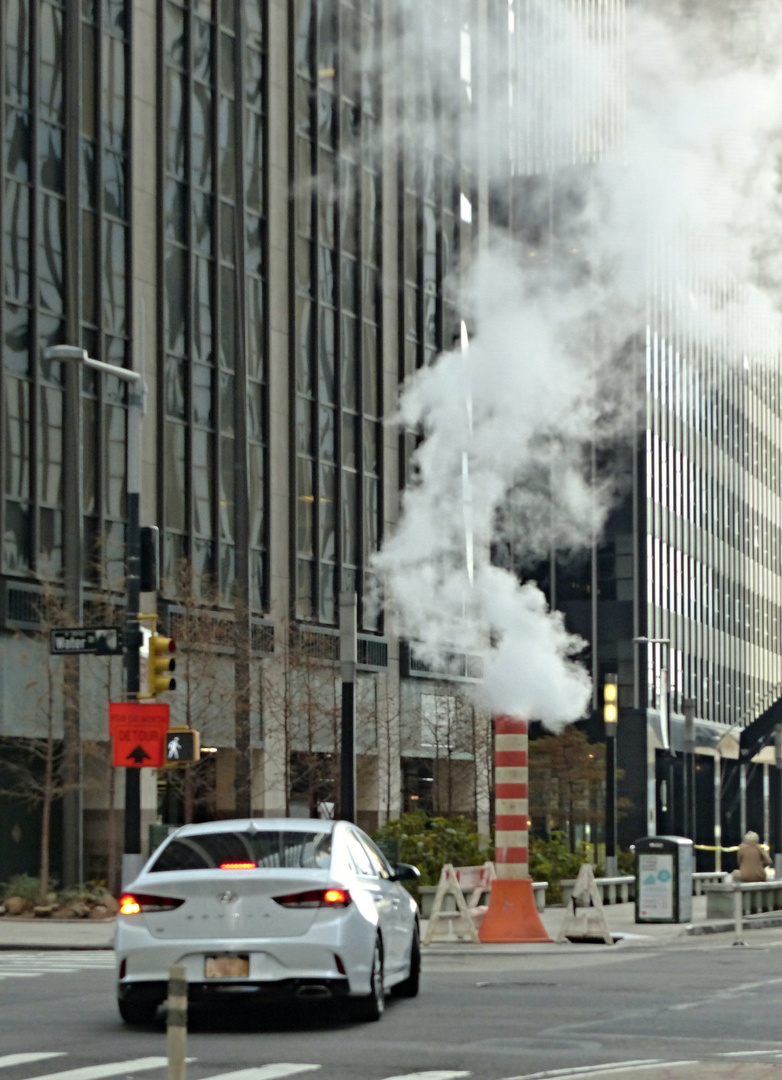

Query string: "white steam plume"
[[372, 0, 782, 728]]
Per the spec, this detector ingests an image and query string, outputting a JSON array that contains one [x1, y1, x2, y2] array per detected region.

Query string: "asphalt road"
[[3, 935, 782, 1080]]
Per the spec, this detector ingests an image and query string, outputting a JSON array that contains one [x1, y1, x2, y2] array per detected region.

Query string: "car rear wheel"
[[394, 924, 420, 998], [118, 998, 161, 1025], [350, 937, 384, 1022]]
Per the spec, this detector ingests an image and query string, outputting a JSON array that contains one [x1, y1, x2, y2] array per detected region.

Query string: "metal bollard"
[[732, 884, 746, 947], [167, 964, 188, 1080]]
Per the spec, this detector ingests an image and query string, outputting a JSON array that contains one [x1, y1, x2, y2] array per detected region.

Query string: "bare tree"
[[529, 727, 606, 849], [0, 588, 80, 901], [164, 561, 238, 824]]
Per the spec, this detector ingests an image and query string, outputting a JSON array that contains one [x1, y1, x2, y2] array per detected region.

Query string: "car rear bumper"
[[114, 920, 373, 993], [118, 976, 350, 1004]]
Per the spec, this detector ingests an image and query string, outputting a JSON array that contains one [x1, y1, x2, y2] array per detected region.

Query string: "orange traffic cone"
[[478, 878, 552, 943]]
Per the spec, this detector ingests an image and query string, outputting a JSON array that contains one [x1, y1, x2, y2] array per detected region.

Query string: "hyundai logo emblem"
[[217, 890, 238, 904]]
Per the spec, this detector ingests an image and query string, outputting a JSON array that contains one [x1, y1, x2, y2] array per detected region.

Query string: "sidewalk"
[[2, 895, 782, 952], [421, 894, 782, 955]]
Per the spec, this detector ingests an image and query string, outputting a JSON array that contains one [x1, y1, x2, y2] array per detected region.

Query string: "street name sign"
[[164, 726, 201, 767], [109, 701, 170, 768], [50, 626, 124, 656]]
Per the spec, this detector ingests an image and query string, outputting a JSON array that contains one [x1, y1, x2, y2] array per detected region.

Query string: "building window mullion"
[[311, 0, 321, 621], [333, 2, 343, 607], [95, 2, 108, 579], [184, 0, 197, 563], [29, 0, 40, 572], [0, 2, 7, 566], [232, 2, 249, 611]]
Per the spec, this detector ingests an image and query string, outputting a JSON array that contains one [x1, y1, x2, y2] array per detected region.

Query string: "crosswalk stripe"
[[0, 956, 113, 963], [0, 954, 114, 981], [0, 973, 50, 979], [29, 1058, 169, 1080], [0, 964, 106, 970], [204, 1068, 320, 1080], [380, 1074, 470, 1080], [0, 1056, 66, 1070]]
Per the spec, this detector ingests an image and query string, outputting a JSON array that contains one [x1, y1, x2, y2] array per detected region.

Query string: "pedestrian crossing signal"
[[165, 726, 200, 766], [148, 633, 176, 696]]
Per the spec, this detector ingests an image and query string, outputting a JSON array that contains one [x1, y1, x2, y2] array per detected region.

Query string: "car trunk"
[[135, 870, 332, 940]]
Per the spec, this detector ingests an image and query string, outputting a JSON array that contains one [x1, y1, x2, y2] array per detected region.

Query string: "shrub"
[[528, 832, 589, 903], [1, 873, 43, 904], [373, 809, 491, 887], [57, 882, 113, 907], [617, 846, 635, 875]]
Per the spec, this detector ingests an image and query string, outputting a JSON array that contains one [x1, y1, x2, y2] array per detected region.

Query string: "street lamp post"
[[44, 345, 144, 886], [683, 697, 697, 843], [633, 636, 671, 837]]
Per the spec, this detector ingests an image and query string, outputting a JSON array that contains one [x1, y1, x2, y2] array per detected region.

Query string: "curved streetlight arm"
[[44, 344, 141, 384], [633, 636, 671, 752]]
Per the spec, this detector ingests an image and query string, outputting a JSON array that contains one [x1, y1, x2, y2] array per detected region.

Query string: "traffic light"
[[148, 633, 176, 696], [603, 673, 618, 729]]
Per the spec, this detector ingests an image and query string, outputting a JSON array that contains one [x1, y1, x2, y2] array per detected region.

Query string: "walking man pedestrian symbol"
[[168, 736, 181, 760]]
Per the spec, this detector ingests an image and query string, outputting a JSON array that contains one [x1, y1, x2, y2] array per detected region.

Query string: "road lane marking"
[[500, 1064, 660, 1080], [500, 1062, 699, 1080], [203, 1069, 320, 1080], [667, 974, 782, 1012], [381, 1074, 471, 1080], [0, 1057, 66, 1070], [719, 1051, 779, 1057], [30, 1059, 169, 1080]]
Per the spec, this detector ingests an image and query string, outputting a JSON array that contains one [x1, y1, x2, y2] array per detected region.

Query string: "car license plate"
[[205, 955, 249, 978]]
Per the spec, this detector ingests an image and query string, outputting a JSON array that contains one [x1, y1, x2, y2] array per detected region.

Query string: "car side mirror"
[[393, 862, 420, 882]]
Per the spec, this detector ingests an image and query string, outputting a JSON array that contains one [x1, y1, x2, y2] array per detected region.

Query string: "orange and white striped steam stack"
[[479, 713, 551, 942], [494, 714, 530, 878]]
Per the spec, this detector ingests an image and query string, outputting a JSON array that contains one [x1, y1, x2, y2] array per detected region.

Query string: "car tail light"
[[219, 861, 257, 870], [118, 893, 184, 915], [273, 887, 352, 908]]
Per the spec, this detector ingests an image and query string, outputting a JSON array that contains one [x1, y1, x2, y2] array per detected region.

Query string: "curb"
[[683, 913, 782, 935]]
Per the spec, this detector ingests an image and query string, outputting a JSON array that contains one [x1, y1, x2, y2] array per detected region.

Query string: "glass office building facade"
[[1, 0, 781, 881]]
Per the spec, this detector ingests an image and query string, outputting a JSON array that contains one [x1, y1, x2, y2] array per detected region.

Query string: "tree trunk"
[[184, 764, 195, 823], [38, 736, 54, 903], [106, 752, 118, 894]]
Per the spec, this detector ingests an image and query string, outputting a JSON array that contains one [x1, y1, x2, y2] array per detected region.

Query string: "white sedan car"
[[115, 818, 420, 1024]]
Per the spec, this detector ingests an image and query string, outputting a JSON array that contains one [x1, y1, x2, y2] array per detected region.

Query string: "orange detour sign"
[[479, 714, 552, 943], [109, 701, 170, 768]]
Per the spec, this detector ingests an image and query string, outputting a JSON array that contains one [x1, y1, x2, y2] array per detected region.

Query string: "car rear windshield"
[[149, 830, 332, 872]]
